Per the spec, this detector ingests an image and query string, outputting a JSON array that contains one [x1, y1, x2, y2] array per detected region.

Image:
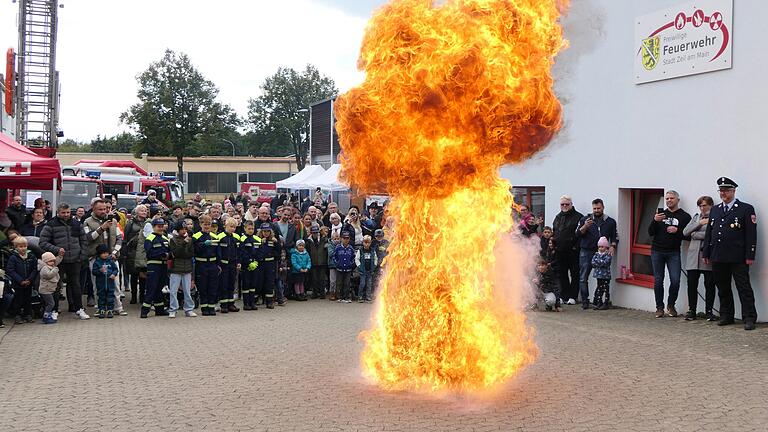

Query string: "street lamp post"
[[220, 138, 236, 157]]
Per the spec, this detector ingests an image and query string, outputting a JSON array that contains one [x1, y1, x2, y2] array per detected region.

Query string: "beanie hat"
[[96, 244, 110, 255], [597, 236, 610, 248], [41, 252, 56, 263]]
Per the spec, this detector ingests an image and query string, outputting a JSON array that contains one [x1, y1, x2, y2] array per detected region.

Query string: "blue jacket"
[[91, 257, 119, 290], [290, 249, 311, 273], [575, 214, 619, 252], [144, 232, 170, 264], [6, 251, 39, 288], [591, 252, 612, 280], [333, 244, 356, 272]]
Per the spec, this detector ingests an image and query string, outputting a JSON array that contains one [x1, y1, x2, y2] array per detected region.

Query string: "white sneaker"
[[567, 298, 577, 305], [51, 311, 59, 320], [168, 311, 176, 319], [185, 311, 198, 317], [76, 309, 90, 320], [117, 309, 128, 316]]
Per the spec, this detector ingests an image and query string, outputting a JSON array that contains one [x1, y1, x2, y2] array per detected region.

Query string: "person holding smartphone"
[[648, 190, 692, 319], [575, 198, 619, 310]]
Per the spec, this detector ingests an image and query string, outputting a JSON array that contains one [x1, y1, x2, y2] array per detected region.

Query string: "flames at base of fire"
[[360, 179, 538, 393]]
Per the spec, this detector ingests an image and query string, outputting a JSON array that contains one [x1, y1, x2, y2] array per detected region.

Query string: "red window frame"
[[627, 188, 664, 287]]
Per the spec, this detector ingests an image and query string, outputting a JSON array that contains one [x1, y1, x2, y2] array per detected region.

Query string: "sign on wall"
[[635, 0, 732, 84]]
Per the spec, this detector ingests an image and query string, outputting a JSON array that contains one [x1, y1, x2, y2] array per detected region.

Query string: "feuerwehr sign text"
[[635, 0, 732, 84]]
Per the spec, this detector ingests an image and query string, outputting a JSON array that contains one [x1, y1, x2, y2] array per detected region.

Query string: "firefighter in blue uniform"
[[239, 220, 261, 310], [192, 215, 221, 316], [142, 218, 170, 318], [703, 177, 758, 330], [257, 223, 280, 309], [218, 218, 241, 313]]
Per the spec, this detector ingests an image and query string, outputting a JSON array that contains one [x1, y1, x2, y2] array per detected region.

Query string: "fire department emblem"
[[642, 35, 660, 70]]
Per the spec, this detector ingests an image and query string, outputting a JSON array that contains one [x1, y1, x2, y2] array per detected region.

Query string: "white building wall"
[[500, 0, 768, 318]]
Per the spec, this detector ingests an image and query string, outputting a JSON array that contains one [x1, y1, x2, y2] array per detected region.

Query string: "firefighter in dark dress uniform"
[[702, 177, 758, 330]]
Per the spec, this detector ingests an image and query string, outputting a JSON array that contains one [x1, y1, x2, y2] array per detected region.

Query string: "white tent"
[[308, 164, 348, 191], [276, 165, 326, 190]]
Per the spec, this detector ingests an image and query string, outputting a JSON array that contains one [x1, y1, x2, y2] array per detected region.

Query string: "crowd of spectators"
[[523, 177, 758, 331], [0, 188, 391, 325]]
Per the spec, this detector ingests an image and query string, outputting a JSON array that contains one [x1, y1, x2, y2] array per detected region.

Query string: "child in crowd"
[[306, 224, 328, 299], [591, 237, 613, 310], [355, 235, 378, 303], [326, 231, 340, 301], [373, 229, 389, 295], [540, 226, 553, 258], [168, 221, 196, 318], [239, 220, 261, 310], [38, 252, 63, 324], [534, 258, 561, 312], [277, 249, 289, 306], [291, 239, 311, 301], [6, 236, 38, 324], [334, 232, 356, 303], [92, 244, 119, 319]]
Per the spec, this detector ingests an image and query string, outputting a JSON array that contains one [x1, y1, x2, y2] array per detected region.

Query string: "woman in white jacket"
[[682, 196, 717, 321]]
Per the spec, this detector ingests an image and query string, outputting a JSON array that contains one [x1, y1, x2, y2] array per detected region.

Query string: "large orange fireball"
[[335, 0, 568, 392]]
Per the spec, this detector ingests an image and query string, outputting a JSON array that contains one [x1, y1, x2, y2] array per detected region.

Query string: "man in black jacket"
[[575, 199, 619, 309], [6, 195, 27, 231], [649, 190, 692, 318], [38, 203, 90, 319], [552, 195, 583, 305]]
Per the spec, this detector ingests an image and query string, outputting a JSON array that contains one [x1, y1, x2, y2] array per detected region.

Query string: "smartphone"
[[657, 208, 664, 214]]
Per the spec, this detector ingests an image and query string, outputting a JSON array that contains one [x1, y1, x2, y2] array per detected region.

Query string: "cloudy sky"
[[0, 0, 388, 141]]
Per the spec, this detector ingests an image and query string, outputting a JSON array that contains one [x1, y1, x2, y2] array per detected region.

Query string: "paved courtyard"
[[1, 301, 766, 432]]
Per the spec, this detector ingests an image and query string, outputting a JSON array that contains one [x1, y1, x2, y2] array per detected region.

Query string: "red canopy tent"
[[0, 132, 61, 190]]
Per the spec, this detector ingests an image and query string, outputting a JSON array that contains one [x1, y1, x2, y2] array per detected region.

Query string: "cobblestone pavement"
[[1, 300, 766, 432]]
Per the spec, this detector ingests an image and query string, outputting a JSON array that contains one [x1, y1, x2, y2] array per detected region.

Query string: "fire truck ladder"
[[15, 0, 60, 153]]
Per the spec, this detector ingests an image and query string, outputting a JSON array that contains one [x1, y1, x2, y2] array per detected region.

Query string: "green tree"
[[247, 65, 338, 169], [57, 138, 90, 152], [120, 49, 240, 179], [90, 133, 138, 153]]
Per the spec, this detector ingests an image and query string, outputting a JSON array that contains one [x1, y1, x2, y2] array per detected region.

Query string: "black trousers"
[[686, 269, 716, 313], [12, 284, 32, 318], [555, 248, 579, 301], [59, 261, 83, 312], [712, 262, 757, 323]]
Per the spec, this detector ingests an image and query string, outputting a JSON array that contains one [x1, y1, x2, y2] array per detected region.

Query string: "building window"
[[238, 173, 248, 183], [629, 188, 664, 283], [187, 172, 237, 194], [248, 172, 292, 183], [512, 187, 545, 220]]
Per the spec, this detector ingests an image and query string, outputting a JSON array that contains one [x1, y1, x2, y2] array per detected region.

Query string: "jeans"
[[337, 270, 352, 300], [578, 249, 596, 305], [168, 273, 194, 313], [41, 293, 55, 315], [357, 272, 374, 301], [651, 250, 682, 310]]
